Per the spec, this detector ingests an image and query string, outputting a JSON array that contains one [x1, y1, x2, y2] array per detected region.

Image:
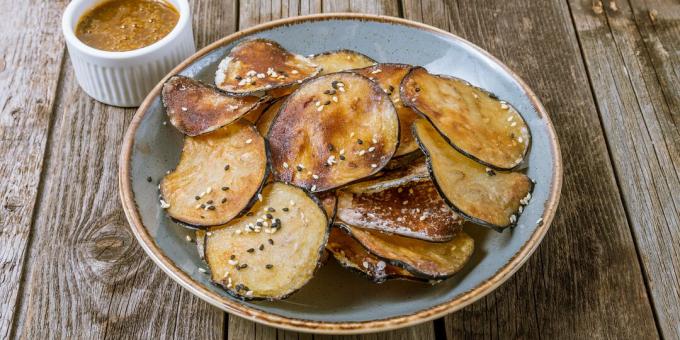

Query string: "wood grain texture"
[[0, 1, 67, 339], [8, 1, 238, 339], [403, 0, 660, 338], [228, 316, 435, 340], [568, 0, 680, 337]]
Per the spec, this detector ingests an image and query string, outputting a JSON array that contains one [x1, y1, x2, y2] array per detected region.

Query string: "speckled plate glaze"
[[119, 14, 562, 334]]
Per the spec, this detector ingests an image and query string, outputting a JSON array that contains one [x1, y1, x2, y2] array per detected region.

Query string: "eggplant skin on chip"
[[310, 49, 376, 75], [215, 38, 320, 95], [160, 120, 268, 227], [413, 119, 533, 230], [327, 226, 422, 283], [204, 182, 329, 300], [354, 63, 420, 158], [162, 75, 267, 136], [268, 72, 400, 192], [401, 67, 530, 170], [336, 223, 474, 280]]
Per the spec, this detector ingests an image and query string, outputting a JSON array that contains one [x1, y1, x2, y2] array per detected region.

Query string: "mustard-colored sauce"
[[75, 0, 179, 52]]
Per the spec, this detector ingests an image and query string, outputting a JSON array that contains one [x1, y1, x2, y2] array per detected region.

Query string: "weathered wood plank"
[[403, 0, 659, 338], [9, 1, 238, 339], [227, 0, 435, 338], [0, 1, 67, 339], [568, 0, 680, 337]]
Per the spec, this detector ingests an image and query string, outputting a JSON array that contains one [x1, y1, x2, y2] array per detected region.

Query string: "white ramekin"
[[62, 0, 196, 107]]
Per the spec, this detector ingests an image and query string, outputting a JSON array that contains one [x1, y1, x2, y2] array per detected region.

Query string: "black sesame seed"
[[268, 239, 274, 245], [221, 198, 227, 204], [486, 169, 497, 176], [388, 85, 395, 92], [206, 200, 213, 205], [324, 100, 331, 105], [239, 264, 248, 269], [339, 155, 346, 160], [296, 165, 303, 171], [221, 186, 229, 191], [200, 204, 206, 209], [256, 222, 263, 227], [328, 144, 334, 151], [200, 215, 205, 219], [235, 284, 245, 291], [328, 89, 336, 95], [266, 213, 273, 219], [268, 207, 275, 212], [282, 207, 289, 212], [324, 90, 331, 94], [331, 80, 339, 89], [247, 248, 255, 253], [259, 244, 264, 251], [275, 218, 281, 224], [246, 212, 254, 216], [235, 76, 242, 80], [224, 164, 230, 170], [265, 264, 273, 269], [415, 87, 421, 92], [357, 139, 364, 144], [207, 205, 216, 211], [146, 176, 152, 182], [195, 196, 201, 200]]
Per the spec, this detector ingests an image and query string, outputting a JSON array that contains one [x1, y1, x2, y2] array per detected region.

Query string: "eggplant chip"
[[327, 227, 419, 283], [310, 49, 376, 75], [413, 119, 533, 229], [316, 191, 338, 221], [337, 165, 462, 242], [162, 75, 267, 136], [355, 64, 420, 157], [205, 182, 329, 300], [215, 39, 319, 95], [268, 72, 399, 192], [160, 120, 268, 227], [402, 67, 530, 170], [255, 99, 284, 136], [337, 223, 474, 279]]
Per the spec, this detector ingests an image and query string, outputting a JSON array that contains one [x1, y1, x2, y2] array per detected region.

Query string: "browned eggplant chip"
[[337, 223, 474, 279], [205, 182, 329, 300], [310, 49, 376, 75], [316, 191, 338, 221], [413, 119, 533, 229], [402, 67, 530, 170], [255, 99, 284, 136], [337, 164, 462, 242], [327, 227, 421, 283], [215, 39, 319, 95], [162, 75, 267, 136], [268, 72, 399, 192], [160, 120, 268, 227], [355, 64, 420, 157]]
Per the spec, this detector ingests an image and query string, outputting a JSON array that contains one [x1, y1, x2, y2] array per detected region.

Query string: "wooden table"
[[1, 0, 678, 339]]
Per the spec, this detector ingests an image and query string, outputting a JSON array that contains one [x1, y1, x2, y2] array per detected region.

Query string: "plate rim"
[[119, 12, 563, 334]]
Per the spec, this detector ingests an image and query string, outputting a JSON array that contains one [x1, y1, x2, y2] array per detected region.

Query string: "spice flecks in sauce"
[[75, 0, 179, 52]]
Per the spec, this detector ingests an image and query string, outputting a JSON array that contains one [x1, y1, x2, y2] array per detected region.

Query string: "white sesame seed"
[[185, 235, 192, 242], [312, 174, 319, 179], [290, 200, 295, 206], [207, 187, 213, 194], [372, 138, 377, 144], [371, 69, 382, 74], [339, 87, 345, 92], [507, 116, 513, 122], [350, 132, 355, 138], [228, 259, 238, 265], [247, 70, 257, 77], [245, 138, 253, 144], [402, 200, 408, 205], [362, 261, 369, 268], [419, 215, 427, 221], [163, 121, 167, 126], [298, 164, 305, 169], [160, 199, 170, 209], [198, 267, 208, 273], [315, 101, 321, 107], [258, 194, 263, 201], [283, 162, 289, 169], [518, 137, 524, 143], [317, 105, 324, 112], [339, 149, 345, 155], [246, 291, 254, 297], [235, 230, 242, 235], [311, 185, 317, 191], [181, 107, 188, 111], [368, 146, 376, 152], [511, 122, 517, 127], [291, 69, 299, 74], [332, 96, 338, 102], [359, 150, 366, 156], [207, 232, 213, 236], [371, 164, 377, 168], [501, 103, 509, 109], [257, 73, 265, 79]]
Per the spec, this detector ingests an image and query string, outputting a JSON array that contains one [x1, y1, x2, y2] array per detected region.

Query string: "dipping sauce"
[[75, 0, 179, 52]]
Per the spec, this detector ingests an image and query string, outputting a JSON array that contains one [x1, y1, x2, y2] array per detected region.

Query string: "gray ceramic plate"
[[119, 13, 562, 334]]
